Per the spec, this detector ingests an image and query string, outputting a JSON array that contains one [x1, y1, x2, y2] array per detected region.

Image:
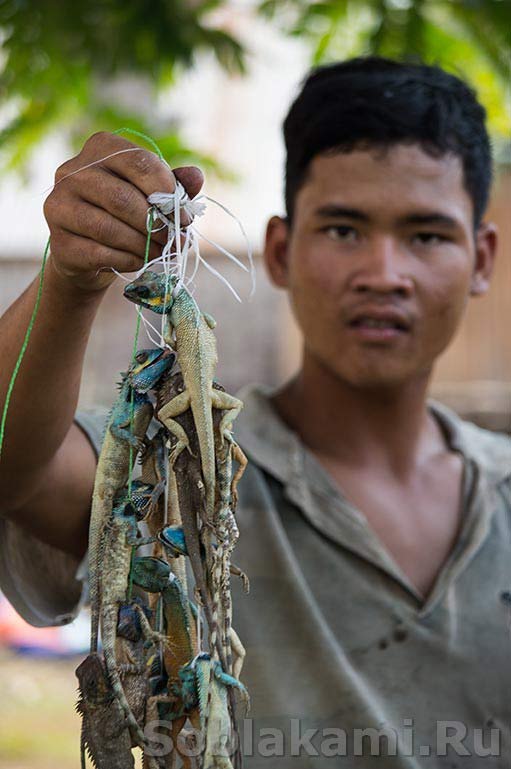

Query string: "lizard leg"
[[230, 444, 248, 510], [229, 627, 246, 680], [229, 564, 250, 593], [212, 666, 250, 713], [166, 464, 189, 592], [133, 603, 171, 651], [157, 391, 193, 464], [210, 391, 243, 444], [111, 418, 146, 451]]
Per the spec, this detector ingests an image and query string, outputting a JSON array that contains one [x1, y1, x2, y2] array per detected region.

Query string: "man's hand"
[[43, 131, 204, 293]]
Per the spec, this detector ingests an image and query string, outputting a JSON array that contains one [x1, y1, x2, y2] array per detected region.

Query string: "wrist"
[[45, 255, 112, 306]]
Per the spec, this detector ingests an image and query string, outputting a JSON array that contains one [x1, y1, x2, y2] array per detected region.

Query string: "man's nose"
[[350, 236, 414, 297]]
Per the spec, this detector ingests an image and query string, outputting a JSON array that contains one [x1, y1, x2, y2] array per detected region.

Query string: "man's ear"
[[263, 215, 290, 289], [470, 222, 498, 296]]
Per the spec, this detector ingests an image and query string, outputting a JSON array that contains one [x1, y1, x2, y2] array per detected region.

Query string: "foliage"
[[258, 0, 511, 149], [0, 0, 245, 173], [0, 0, 509, 173]]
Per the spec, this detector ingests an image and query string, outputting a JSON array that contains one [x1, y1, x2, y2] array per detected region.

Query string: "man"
[[0, 57, 509, 766]]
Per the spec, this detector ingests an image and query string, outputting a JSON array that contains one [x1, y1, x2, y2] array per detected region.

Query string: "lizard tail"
[[103, 613, 147, 750], [190, 399, 216, 523], [88, 485, 115, 654]]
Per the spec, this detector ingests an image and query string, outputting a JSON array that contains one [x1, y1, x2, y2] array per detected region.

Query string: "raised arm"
[[0, 131, 203, 559]]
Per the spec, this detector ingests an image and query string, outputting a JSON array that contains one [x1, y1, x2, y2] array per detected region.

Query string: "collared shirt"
[[1, 386, 511, 766]]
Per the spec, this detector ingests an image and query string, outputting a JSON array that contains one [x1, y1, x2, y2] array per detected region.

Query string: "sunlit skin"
[[264, 144, 497, 595]]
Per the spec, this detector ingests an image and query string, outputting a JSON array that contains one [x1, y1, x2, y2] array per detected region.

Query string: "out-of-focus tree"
[[0, 0, 245, 173], [0, 0, 509, 174], [259, 0, 510, 156]]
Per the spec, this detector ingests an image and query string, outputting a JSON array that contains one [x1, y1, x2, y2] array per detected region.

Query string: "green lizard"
[[123, 281, 246, 768], [132, 556, 199, 767], [123, 272, 244, 529], [89, 347, 175, 653], [175, 653, 249, 769], [99, 498, 162, 750]]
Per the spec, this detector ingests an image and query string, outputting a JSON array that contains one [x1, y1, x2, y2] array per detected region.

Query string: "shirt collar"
[[235, 384, 511, 491]]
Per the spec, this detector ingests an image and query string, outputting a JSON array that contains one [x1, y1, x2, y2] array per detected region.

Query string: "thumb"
[[173, 166, 204, 200]]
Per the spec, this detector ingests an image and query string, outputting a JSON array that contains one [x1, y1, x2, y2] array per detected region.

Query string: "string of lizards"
[[79, 267, 250, 769]]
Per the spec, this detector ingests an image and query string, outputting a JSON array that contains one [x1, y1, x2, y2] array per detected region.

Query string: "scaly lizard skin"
[[175, 653, 249, 769], [132, 556, 198, 769], [121, 287, 246, 769], [76, 653, 134, 769], [123, 272, 243, 529], [155, 373, 247, 676], [153, 371, 246, 769], [132, 556, 197, 684], [89, 348, 175, 653], [158, 526, 248, 680], [116, 601, 153, 740], [100, 499, 158, 749], [211, 381, 248, 678]]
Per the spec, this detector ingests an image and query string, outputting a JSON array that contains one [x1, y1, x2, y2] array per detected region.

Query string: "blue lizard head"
[[129, 348, 175, 393], [132, 556, 171, 593], [124, 271, 177, 314], [117, 599, 151, 642], [158, 525, 188, 558]]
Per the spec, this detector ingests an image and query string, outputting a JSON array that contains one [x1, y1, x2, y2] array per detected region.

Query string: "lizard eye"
[[136, 286, 150, 298], [123, 502, 136, 518], [135, 352, 148, 363]]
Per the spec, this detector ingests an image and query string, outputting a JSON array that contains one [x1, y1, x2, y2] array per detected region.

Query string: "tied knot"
[[148, 183, 206, 226]]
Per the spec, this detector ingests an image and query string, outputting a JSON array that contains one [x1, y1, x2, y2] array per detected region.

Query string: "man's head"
[[264, 56, 497, 391], [283, 56, 492, 230]]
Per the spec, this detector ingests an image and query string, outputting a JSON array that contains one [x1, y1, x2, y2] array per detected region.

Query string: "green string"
[[127, 544, 136, 602], [0, 238, 51, 461], [113, 127, 164, 162], [127, 206, 156, 501]]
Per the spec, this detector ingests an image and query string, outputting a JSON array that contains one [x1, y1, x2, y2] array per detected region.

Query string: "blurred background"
[[0, 1, 509, 767]]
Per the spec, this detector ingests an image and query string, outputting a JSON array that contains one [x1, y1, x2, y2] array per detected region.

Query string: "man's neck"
[[271, 353, 447, 482]]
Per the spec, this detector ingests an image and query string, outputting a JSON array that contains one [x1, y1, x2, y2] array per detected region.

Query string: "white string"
[[197, 255, 242, 303], [137, 308, 170, 350], [203, 194, 256, 297], [142, 183, 255, 301], [189, 225, 249, 273], [197, 603, 203, 653], [42, 147, 152, 193]]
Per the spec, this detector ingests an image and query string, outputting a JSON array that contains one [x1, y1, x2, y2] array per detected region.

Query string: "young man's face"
[[265, 144, 497, 389]]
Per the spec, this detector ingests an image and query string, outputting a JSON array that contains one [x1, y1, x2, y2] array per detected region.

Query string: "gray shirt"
[[1, 387, 511, 767]]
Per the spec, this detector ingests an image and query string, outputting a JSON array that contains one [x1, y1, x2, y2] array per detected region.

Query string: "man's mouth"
[[349, 317, 409, 331], [346, 308, 412, 341]]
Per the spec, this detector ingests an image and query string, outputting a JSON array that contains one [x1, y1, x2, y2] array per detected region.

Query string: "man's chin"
[[335, 364, 421, 392]]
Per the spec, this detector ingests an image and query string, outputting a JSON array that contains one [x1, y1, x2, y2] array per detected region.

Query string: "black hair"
[[283, 56, 492, 228]]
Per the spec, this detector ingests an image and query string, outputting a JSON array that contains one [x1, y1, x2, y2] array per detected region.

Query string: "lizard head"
[[129, 348, 176, 393], [75, 653, 111, 704], [158, 525, 188, 558], [131, 556, 171, 593], [117, 599, 151, 642], [124, 271, 177, 314]]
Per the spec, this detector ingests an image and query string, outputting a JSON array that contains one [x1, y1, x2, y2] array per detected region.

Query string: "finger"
[[79, 132, 177, 199], [57, 200, 163, 264], [62, 166, 168, 248], [173, 166, 204, 200], [81, 136, 204, 201], [51, 231, 155, 275]]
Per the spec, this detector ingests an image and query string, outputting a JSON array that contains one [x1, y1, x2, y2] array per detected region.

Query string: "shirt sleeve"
[[0, 407, 108, 627]]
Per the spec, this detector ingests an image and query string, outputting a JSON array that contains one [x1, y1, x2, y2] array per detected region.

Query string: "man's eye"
[[414, 232, 447, 245], [323, 225, 358, 242]]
